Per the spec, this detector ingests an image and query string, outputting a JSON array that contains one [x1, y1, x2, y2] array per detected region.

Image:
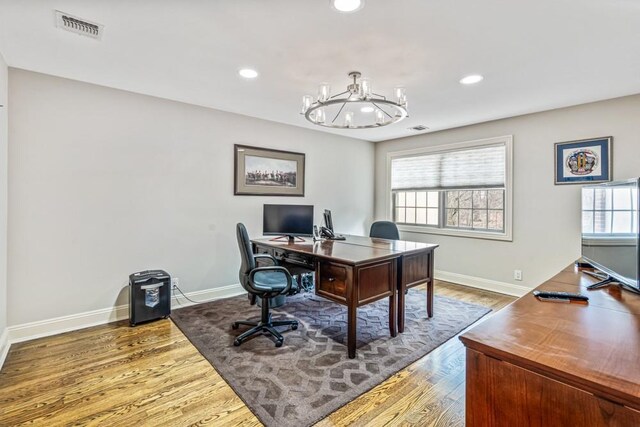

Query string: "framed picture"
[[554, 137, 612, 185], [234, 144, 305, 196]]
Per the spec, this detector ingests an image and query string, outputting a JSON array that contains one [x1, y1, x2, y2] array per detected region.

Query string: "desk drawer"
[[318, 262, 348, 299]]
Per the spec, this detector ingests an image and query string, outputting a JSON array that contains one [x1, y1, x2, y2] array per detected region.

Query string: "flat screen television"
[[263, 204, 314, 239], [581, 178, 640, 294]]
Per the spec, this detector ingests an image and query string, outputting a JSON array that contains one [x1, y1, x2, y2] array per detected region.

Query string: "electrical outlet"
[[172, 277, 179, 288], [514, 270, 523, 281]]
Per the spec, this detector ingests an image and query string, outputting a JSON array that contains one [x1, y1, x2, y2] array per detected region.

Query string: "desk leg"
[[347, 303, 356, 359], [427, 252, 434, 318], [397, 283, 406, 333], [389, 291, 397, 337], [427, 279, 433, 318]]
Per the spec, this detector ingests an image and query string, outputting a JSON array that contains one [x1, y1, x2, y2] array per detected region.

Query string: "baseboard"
[[0, 328, 9, 370], [435, 270, 530, 297], [6, 283, 244, 346], [0, 274, 518, 369]]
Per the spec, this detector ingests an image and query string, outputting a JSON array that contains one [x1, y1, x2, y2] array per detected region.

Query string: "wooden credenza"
[[460, 264, 640, 426]]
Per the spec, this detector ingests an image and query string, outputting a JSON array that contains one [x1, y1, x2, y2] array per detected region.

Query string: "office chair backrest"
[[369, 221, 400, 240], [236, 223, 256, 288]]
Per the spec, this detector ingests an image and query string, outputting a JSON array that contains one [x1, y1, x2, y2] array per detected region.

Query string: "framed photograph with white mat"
[[554, 137, 612, 185], [234, 144, 305, 196]]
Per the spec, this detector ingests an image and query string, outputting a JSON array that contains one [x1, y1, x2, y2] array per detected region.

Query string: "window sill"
[[397, 224, 513, 242]]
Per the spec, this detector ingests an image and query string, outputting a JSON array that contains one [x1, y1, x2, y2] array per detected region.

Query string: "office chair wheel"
[[275, 339, 283, 347], [233, 339, 241, 346], [291, 324, 298, 330], [231, 322, 239, 330]]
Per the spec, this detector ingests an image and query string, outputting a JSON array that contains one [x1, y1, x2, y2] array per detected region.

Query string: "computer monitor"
[[323, 209, 334, 232], [263, 204, 314, 239]]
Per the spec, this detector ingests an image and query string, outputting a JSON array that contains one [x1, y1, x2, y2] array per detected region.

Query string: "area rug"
[[171, 289, 490, 427]]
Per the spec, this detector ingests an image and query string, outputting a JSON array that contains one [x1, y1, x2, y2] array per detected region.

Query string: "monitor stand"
[[582, 270, 640, 294], [269, 235, 305, 243], [583, 270, 617, 290], [586, 275, 618, 290]]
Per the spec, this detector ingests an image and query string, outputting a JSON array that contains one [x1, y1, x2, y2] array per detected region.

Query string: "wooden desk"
[[460, 264, 640, 426], [252, 236, 438, 358]]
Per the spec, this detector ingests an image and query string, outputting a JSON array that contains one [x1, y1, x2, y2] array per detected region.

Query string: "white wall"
[[375, 94, 640, 290], [8, 69, 374, 326], [0, 53, 8, 353]]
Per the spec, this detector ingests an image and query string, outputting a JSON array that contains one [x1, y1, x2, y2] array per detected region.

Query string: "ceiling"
[[1, 0, 639, 142]]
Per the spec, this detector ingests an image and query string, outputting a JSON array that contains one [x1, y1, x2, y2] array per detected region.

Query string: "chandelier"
[[301, 71, 408, 129]]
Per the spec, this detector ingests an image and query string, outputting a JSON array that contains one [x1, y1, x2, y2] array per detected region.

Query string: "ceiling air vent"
[[55, 11, 104, 40], [409, 125, 429, 131]]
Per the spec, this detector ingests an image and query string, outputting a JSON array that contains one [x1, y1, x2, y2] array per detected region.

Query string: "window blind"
[[391, 144, 506, 190]]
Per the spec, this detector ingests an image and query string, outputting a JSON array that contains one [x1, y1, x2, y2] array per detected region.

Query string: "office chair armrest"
[[253, 253, 278, 265], [248, 266, 293, 294]]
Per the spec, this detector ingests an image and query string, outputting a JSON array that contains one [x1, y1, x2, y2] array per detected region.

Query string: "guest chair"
[[233, 223, 298, 347], [369, 221, 400, 240]]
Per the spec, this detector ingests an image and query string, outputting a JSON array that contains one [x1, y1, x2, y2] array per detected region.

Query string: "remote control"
[[532, 290, 589, 301]]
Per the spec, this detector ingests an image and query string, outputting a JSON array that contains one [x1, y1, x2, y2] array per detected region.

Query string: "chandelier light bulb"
[[316, 108, 326, 124], [360, 78, 372, 99], [375, 109, 385, 125], [318, 83, 331, 102], [344, 111, 354, 128], [301, 95, 313, 114], [394, 87, 406, 103]]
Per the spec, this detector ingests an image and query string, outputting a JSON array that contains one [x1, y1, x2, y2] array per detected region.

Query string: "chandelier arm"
[[328, 90, 350, 101], [331, 101, 348, 124], [371, 101, 395, 119], [371, 92, 387, 100]]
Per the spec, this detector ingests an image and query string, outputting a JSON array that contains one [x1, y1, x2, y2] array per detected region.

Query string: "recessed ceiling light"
[[332, 0, 364, 13], [361, 106, 374, 113], [460, 74, 484, 85], [239, 68, 259, 79]]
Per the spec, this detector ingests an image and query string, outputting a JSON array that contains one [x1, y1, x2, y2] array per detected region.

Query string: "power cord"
[[172, 274, 314, 305], [172, 284, 203, 305]]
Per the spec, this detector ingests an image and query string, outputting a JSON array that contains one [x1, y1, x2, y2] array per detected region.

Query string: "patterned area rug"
[[171, 289, 490, 427]]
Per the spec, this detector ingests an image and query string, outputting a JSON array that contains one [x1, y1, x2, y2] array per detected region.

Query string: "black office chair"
[[233, 223, 298, 347], [369, 221, 400, 240]]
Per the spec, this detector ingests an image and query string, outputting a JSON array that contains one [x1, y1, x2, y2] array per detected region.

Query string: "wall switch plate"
[[514, 270, 523, 281]]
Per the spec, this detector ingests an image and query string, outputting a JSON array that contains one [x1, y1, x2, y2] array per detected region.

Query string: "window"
[[394, 190, 439, 226], [387, 136, 513, 240]]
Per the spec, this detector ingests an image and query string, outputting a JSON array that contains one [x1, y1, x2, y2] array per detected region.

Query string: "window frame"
[[385, 135, 513, 241]]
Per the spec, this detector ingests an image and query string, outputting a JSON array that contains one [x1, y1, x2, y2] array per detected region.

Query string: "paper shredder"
[[129, 270, 171, 326]]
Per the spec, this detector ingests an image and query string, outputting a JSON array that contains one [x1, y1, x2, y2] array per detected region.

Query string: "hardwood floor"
[[0, 282, 515, 426]]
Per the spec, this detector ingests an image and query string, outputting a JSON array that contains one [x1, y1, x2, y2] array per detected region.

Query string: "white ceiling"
[[1, 0, 639, 142]]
